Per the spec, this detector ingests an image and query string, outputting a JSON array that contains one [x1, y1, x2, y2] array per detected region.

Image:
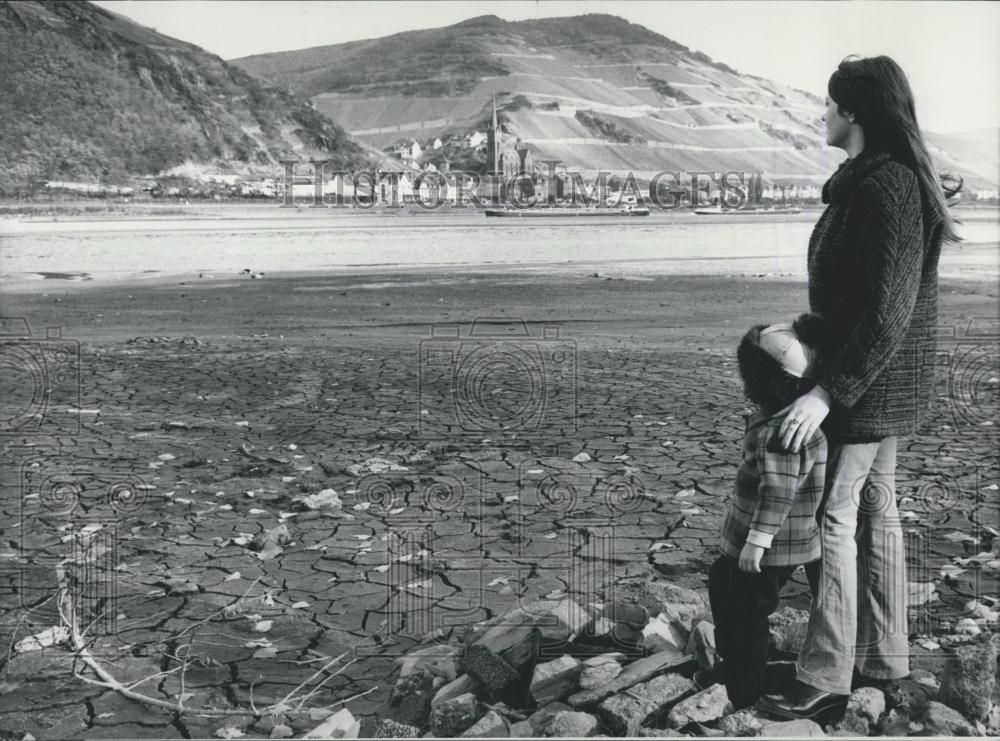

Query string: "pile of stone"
[[370, 576, 1000, 738]]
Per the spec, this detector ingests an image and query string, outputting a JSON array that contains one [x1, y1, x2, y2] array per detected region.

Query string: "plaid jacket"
[[719, 410, 827, 567]]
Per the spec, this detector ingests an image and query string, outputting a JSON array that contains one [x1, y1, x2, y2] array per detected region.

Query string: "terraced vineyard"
[[235, 14, 996, 188]]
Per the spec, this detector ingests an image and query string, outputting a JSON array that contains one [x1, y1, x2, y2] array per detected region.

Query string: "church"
[[485, 96, 531, 179]]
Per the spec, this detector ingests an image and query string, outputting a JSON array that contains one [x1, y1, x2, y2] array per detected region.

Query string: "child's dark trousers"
[[708, 555, 820, 708]]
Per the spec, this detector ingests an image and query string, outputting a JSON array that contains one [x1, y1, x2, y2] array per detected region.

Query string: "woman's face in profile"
[[823, 96, 853, 149]]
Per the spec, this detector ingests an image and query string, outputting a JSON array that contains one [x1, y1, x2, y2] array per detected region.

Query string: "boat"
[[694, 206, 801, 215], [485, 205, 649, 217]]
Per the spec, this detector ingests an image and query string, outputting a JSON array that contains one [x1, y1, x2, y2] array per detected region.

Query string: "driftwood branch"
[[54, 563, 378, 720]]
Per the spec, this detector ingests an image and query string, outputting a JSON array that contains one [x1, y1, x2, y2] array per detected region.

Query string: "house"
[[432, 137, 443, 150], [468, 131, 486, 149], [240, 178, 278, 198], [390, 139, 422, 161], [376, 172, 414, 204]]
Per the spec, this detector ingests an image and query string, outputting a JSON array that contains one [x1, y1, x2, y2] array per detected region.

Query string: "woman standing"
[[757, 55, 962, 719]]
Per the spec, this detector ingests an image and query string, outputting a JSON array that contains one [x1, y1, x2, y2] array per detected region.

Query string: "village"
[[29, 99, 1000, 209], [29, 108, 1000, 209]]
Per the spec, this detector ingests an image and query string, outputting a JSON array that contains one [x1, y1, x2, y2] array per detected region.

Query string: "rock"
[[252, 523, 291, 561], [634, 728, 686, 737], [251, 716, 281, 734], [346, 457, 408, 477], [531, 655, 582, 706], [543, 710, 600, 737], [460, 711, 508, 738], [532, 598, 591, 644], [642, 613, 689, 653], [577, 616, 611, 643], [398, 645, 460, 682], [166, 577, 200, 596], [460, 624, 540, 696], [430, 693, 482, 738], [572, 452, 592, 463], [890, 672, 939, 711], [506, 721, 532, 737], [582, 652, 627, 666], [269, 725, 293, 739], [302, 709, 360, 739], [601, 599, 649, 625], [578, 654, 624, 690], [375, 720, 420, 738], [768, 607, 810, 654], [390, 669, 435, 727], [880, 708, 912, 737], [568, 649, 692, 708], [908, 581, 938, 607], [938, 634, 998, 720], [14, 627, 70, 653], [954, 617, 982, 636], [639, 580, 707, 631], [667, 683, 732, 727], [298, 489, 342, 511], [481, 702, 525, 724], [586, 599, 648, 648], [597, 673, 694, 735], [986, 704, 1000, 736], [836, 687, 885, 735], [431, 674, 478, 709], [910, 669, 939, 690], [717, 708, 764, 736], [684, 620, 718, 670], [914, 701, 975, 736], [527, 702, 573, 734], [965, 599, 1000, 623], [758, 718, 825, 737]]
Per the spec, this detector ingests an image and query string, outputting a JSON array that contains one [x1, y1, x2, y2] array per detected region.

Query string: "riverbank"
[[0, 269, 996, 737]]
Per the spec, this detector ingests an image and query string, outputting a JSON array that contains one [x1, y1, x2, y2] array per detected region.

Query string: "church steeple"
[[487, 94, 502, 176]]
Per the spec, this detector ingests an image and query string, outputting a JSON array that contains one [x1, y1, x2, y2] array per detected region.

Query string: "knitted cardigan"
[[808, 149, 944, 443]]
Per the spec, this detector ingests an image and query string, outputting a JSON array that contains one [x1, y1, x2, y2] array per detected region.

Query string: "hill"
[[0, 0, 373, 195], [926, 128, 999, 190], [235, 14, 997, 189]]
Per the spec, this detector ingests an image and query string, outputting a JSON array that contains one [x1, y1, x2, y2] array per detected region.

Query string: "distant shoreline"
[[2, 198, 996, 224]]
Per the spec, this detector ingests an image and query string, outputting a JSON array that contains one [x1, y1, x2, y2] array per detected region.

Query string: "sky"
[[94, 0, 1000, 134]]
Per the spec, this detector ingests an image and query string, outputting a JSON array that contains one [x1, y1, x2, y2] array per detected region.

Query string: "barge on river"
[[485, 205, 650, 217]]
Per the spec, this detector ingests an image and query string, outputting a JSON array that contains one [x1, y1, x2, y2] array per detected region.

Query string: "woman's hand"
[[777, 385, 833, 453]]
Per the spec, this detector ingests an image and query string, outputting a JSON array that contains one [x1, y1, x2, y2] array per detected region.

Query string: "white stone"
[[642, 614, 688, 653]]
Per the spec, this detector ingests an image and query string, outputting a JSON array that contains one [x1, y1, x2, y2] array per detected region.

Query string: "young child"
[[702, 313, 828, 709]]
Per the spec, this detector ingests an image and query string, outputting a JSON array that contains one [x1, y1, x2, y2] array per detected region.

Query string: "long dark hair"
[[828, 55, 963, 244]]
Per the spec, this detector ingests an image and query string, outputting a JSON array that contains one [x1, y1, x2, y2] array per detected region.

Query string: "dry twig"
[[55, 563, 380, 720]]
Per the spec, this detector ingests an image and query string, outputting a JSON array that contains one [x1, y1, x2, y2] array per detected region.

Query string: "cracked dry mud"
[[0, 272, 996, 738]]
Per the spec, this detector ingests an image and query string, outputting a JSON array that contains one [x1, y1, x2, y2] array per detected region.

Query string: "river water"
[[1, 210, 997, 286]]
